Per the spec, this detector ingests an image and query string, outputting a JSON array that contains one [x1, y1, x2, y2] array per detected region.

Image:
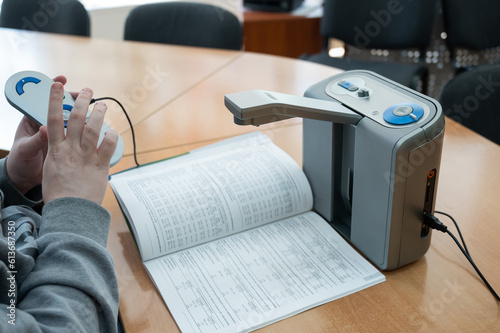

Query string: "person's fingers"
[[81, 102, 107, 152], [66, 88, 93, 145], [51, 75, 79, 110], [97, 129, 118, 166], [39, 125, 49, 157], [47, 83, 65, 145], [14, 116, 39, 140], [53, 75, 67, 86], [39, 125, 48, 141]]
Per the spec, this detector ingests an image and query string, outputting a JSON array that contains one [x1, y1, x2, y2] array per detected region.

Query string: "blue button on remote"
[[63, 104, 73, 111], [16, 77, 41, 95], [62, 104, 73, 128]]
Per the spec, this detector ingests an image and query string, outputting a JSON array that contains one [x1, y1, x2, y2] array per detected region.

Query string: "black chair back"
[[442, 0, 500, 50], [439, 63, 500, 145], [0, 0, 90, 37], [321, 0, 438, 50], [124, 2, 242, 50]]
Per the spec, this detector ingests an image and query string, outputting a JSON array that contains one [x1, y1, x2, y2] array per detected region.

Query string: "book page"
[[110, 133, 313, 260], [144, 211, 385, 333]]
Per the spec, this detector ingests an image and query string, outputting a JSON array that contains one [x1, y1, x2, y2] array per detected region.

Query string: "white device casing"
[[4, 71, 124, 167]]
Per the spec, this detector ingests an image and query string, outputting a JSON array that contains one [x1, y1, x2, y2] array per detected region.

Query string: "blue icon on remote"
[[16, 77, 41, 95]]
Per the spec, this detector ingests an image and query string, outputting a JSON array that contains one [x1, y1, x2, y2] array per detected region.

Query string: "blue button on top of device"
[[338, 80, 359, 91], [339, 81, 353, 89], [383, 103, 424, 125], [16, 77, 41, 95]]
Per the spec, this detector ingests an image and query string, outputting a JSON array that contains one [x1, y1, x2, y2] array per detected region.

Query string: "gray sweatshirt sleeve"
[[1, 157, 119, 332], [0, 158, 42, 208]]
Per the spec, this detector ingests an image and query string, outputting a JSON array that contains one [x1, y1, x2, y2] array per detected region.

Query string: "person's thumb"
[[21, 128, 48, 157]]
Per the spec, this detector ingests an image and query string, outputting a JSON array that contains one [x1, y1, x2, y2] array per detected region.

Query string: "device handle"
[[224, 90, 362, 126]]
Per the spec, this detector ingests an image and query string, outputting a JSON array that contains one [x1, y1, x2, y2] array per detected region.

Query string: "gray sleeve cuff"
[[0, 157, 42, 207], [40, 197, 112, 247]]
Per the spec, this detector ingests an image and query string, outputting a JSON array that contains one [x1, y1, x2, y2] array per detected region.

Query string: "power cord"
[[91, 97, 140, 167], [423, 211, 500, 302]]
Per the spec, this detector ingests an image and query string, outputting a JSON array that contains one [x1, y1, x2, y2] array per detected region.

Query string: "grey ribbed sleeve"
[[0, 158, 119, 332]]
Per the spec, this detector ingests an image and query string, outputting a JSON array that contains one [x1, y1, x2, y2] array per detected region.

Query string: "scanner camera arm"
[[224, 90, 362, 126]]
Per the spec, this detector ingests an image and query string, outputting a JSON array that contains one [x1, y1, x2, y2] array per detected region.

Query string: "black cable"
[[435, 210, 470, 256], [91, 97, 140, 167], [445, 229, 500, 302], [423, 212, 500, 302]]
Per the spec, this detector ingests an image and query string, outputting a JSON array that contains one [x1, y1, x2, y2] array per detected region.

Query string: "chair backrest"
[[124, 2, 242, 50], [0, 0, 90, 37], [321, 0, 438, 50], [439, 63, 500, 145], [442, 0, 500, 50]]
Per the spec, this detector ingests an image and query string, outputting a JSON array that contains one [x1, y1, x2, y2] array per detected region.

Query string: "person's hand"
[[6, 76, 68, 194], [42, 83, 118, 205]]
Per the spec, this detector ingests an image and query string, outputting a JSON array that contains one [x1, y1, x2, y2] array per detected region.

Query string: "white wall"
[[88, 0, 243, 40]]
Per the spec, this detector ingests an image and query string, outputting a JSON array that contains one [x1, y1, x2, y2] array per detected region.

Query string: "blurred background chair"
[[439, 63, 500, 145], [442, 0, 500, 73], [0, 0, 90, 37], [303, 0, 438, 92], [124, 2, 243, 50]]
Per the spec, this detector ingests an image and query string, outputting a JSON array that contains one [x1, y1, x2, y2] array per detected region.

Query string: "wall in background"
[[0, 0, 243, 40], [87, 0, 243, 40]]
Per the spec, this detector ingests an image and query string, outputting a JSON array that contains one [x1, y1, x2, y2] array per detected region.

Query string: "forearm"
[[0, 198, 119, 332]]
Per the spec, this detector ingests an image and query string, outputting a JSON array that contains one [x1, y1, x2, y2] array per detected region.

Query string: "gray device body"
[[224, 70, 445, 270]]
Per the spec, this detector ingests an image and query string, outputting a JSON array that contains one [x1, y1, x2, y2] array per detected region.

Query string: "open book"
[[110, 132, 385, 333]]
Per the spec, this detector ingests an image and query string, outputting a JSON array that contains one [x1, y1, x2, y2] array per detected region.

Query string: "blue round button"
[[383, 103, 424, 125], [63, 104, 73, 128]]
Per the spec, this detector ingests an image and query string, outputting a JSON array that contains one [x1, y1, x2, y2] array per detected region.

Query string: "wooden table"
[[0, 28, 241, 151], [1, 28, 499, 332]]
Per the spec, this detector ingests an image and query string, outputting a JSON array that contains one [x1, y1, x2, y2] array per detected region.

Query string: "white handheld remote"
[[4, 71, 124, 166]]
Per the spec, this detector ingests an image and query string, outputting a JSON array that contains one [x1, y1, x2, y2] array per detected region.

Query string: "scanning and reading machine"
[[224, 70, 445, 270]]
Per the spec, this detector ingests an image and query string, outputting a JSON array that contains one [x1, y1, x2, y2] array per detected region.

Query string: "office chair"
[[442, 0, 500, 72], [0, 0, 90, 37], [304, 0, 438, 91], [439, 63, 500, 145], [124, 2, 242, 50]]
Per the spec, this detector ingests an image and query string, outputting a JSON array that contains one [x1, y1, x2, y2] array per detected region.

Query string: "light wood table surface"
[[0, 28, 499, 332], [0, 28, 240, 151]]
